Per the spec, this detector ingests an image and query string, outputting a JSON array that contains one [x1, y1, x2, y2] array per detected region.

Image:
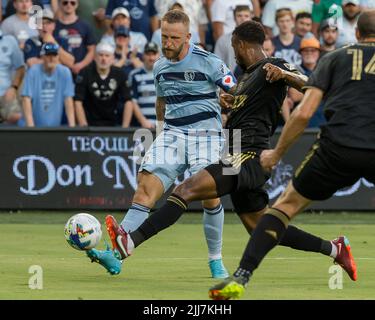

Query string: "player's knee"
[[173, 179, 198, 203], [133, 183, 157, 206]]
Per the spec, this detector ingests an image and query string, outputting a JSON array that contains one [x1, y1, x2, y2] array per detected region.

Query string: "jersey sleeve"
[[207, 54, 237, 92], [304, 52, 336, 93]]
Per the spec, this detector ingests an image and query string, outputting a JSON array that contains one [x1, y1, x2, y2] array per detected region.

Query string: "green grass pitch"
[[0, 211, 374, 300]]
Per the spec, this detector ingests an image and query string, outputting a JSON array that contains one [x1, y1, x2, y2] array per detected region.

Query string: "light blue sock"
[[203, 204, 224, 261], [121, 203, 151, 233]]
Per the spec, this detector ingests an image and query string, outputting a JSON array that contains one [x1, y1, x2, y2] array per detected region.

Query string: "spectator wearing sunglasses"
[[54, 0, 96, 75], [24, 8, 74, 68], [21, 42, 75, 127]]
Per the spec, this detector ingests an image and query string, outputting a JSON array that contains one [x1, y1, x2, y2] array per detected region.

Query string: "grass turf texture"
[[0, 211, 374, 300]]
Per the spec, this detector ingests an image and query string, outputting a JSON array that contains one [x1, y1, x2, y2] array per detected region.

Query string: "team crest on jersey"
[[109, 79, 118, 90], [184, 71, 195, 81]]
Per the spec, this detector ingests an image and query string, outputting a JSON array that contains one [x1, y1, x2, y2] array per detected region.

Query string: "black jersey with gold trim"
[[304, 42, 375, 150], [225, 57, 300, 153]]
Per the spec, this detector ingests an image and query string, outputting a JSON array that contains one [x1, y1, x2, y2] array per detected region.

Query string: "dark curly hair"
[[232, 20, 265, 45]]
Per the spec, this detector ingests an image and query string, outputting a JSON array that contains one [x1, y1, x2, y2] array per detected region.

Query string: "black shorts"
[[293, 138, 375, 201], [205, 152, 270, 214]]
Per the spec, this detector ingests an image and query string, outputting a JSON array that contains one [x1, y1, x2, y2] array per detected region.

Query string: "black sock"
[[130, 193, 187, 248], [239, 208, 290, 274], [280, 225, 323, 253]]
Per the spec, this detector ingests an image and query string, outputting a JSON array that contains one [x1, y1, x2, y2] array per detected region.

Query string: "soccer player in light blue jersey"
[[87, 10, 236, 277]]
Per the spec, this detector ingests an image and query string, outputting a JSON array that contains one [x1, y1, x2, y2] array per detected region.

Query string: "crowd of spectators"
[[0, 0, 374, 128]]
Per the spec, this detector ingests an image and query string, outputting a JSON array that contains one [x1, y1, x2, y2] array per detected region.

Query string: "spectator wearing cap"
[[320, 19, 338, 55], [113, 25, 143, 81], [151, 2, 201, 51], [74, 42, 132, 127], [311, 0, 342, 37], [24, 8, 74, 68], [21, 42, 75, 127], [54, 0, 96, 75], [101, 7, 147, 54], [1, 0, 39, 48], [124, 42, 160, 128], [336, 0, 361, 47], [272, 8, 302, 67], [0, 29, 25, 124], [294, 12, 313, 38], [288, 34, 326, 127], [105, 0, 159, 41]]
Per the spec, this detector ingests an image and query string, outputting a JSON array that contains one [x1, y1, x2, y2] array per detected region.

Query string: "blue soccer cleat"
[[86, 244, 122, 275], [209, 258, 229, 279]]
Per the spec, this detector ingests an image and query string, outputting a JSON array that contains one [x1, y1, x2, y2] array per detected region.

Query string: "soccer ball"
[[64, 213, 102, 250]]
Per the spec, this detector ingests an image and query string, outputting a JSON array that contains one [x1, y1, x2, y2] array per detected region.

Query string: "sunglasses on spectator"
[[62, 1, 77, 6]]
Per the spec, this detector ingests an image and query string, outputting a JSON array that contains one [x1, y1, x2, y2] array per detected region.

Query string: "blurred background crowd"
[[0, 0, 373, 128]]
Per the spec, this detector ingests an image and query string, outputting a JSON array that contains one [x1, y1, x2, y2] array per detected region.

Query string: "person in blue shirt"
[[24, 8, 74, 68], [0, 30, 25, 124], [21, 43, 75, 127], [87, 10, 237, 279], [105, 0, 159, 40]]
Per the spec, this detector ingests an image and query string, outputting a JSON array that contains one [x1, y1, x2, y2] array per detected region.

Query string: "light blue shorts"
[[139, 129, 224, 191]]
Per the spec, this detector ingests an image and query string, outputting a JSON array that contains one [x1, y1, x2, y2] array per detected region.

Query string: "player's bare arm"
[[260, 88, 323, 171], [155, 97, 166, 134], [155, 97, 166, 122], [263, 63, 308, 92]]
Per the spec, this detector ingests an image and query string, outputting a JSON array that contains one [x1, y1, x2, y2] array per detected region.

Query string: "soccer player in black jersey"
[[213, 11, 375, 299], [104, 20, 358, 297]]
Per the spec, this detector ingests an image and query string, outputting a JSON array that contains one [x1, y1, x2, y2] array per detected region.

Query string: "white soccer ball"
[[64, 213, 102, 250]]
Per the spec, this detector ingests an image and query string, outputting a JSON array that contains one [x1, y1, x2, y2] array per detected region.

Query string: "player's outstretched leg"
[[86, 243, 122, 275]]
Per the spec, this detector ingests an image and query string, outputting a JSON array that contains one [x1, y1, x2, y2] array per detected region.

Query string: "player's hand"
[[263, 63, 285, 83], [220, 93, 234, 109], [260, 149, 280, 172]]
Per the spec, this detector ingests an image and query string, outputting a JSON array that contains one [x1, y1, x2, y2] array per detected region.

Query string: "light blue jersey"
[[153, 45, 236, 132], [21, 64, 74, 127]]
